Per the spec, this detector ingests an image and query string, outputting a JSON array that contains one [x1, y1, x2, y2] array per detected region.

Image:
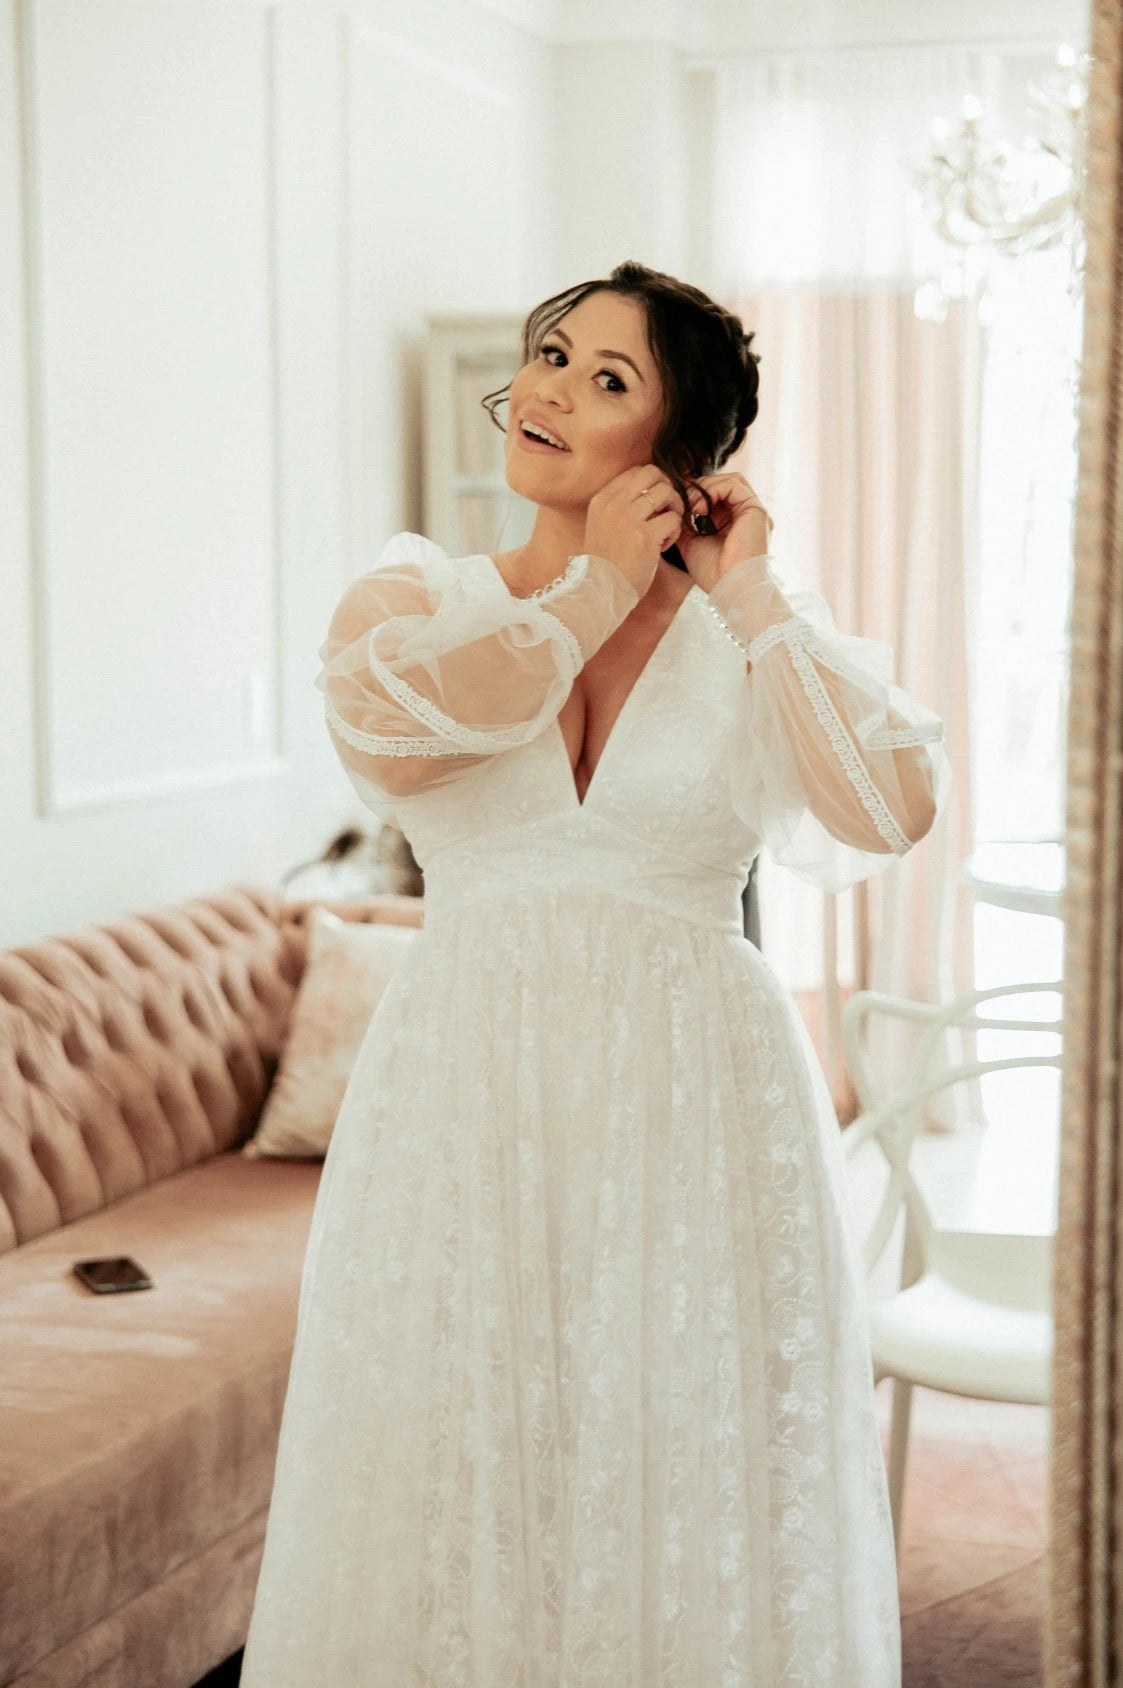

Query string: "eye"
[[540, 341, 627, 394]]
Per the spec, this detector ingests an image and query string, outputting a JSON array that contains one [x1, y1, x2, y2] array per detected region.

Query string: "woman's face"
[[505, 290, 666, 511]]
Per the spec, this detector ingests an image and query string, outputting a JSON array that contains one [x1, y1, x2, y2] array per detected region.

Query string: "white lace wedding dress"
[[240, 532, 950, 1687]]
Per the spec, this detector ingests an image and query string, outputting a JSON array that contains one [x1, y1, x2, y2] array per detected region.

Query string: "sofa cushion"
[[0, 1151, 320, 1684], [245, 908, 418, 1160]]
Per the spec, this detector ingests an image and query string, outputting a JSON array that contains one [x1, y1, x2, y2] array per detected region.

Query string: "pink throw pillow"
[[244, 907, 417, 1159]]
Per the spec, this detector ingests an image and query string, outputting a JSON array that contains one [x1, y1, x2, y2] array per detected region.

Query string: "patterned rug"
[[889, 1385, 1048, 1688]]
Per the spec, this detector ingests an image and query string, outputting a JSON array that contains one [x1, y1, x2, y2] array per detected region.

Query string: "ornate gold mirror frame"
[[1049, 2, 1123, 1680]]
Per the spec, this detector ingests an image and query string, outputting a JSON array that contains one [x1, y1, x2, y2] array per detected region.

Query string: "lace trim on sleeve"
[[792, 641, 945, 750], [361, 653, 549, 754], [784, 642, 913, 855], [704, 600, 812, 666], [502, 554, 588, 682], [324, 699, 473, 759], [534, 613, 583, 680], [362, 580, 586, 753], [745, 617, 814, 665], [864, 722, 946, 750]]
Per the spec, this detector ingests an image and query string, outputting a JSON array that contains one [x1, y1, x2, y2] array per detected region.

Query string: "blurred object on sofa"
[[377, 822, 424, 898], [280, 822, 423, 902]]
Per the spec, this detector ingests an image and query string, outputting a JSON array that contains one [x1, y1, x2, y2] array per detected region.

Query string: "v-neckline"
[[480, 552, 702, 810], [569, 595, 701, 806]]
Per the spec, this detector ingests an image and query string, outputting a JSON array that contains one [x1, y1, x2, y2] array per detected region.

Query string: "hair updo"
[[481, 259, 762, 569]]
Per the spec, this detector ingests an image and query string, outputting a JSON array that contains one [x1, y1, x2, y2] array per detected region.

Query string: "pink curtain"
[[727, 289, 981, 1116]]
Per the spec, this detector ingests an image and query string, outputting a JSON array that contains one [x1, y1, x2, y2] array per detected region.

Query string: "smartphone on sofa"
[[72, 1256, 154, 1294]]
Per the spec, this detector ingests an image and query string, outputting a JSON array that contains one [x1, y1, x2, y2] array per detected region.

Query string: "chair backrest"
[[840, 982, 1063, 1285]]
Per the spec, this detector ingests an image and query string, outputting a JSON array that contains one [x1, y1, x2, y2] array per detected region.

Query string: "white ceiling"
[[469, 0, 1090, 53]]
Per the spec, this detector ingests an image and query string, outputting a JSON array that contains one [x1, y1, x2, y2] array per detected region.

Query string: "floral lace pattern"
[[238, 531, 950, 1683], [241, 894, 901, 1687]]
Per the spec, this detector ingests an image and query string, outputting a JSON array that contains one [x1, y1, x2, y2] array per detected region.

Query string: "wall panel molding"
[[16, 0, 288, 818]]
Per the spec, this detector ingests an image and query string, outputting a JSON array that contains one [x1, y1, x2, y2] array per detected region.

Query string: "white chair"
[[840, 981, 1063, 1558]]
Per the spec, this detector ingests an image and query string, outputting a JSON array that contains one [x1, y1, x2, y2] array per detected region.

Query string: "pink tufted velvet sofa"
[[0, 883, 424, 1688]]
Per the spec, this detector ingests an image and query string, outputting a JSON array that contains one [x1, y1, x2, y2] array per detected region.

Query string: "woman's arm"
[[315, 536, 639, 804], [707, 552, 951, 886]]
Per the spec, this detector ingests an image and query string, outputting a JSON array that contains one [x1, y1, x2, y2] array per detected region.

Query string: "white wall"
[[0, 0, 551, 947], [0, 0, 1089, 947], [550, 39, 689, 281]]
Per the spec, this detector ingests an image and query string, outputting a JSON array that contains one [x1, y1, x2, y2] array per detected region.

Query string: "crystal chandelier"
[[912, 43, 1090, 322]]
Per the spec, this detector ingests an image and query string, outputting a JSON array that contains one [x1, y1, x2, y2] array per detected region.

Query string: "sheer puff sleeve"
[[314, 532, 640, 816], [707, 552, 952, 894]]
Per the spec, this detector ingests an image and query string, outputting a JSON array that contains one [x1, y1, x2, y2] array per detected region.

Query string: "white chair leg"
[[886, 1376, 913, 1563]]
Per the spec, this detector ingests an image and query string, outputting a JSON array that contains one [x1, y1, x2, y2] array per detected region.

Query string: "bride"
[[240, 259, 950, 1686]]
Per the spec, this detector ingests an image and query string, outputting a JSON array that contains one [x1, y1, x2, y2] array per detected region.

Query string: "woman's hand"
[[678, 472, 774, 594], [583, 466, 686, 598]]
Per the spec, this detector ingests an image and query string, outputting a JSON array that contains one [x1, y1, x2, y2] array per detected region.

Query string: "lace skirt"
[[240, 887, 901, 1687]]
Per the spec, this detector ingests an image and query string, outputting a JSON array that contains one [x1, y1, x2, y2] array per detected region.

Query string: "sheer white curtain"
[[708, 43, 1063, 1112], [710, 46, 1060, 295]]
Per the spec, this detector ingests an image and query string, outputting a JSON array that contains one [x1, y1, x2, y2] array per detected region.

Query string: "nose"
[[532, 363, 573, 410]]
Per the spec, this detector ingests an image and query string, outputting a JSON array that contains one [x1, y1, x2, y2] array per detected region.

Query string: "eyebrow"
[[552, 327, 646, 383]]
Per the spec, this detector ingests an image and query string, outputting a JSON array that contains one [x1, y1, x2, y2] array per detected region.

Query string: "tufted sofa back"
[[0, 884, 423, 1252]]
